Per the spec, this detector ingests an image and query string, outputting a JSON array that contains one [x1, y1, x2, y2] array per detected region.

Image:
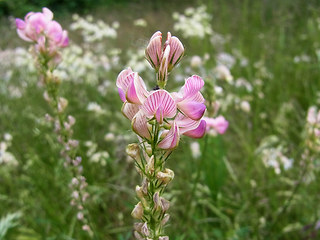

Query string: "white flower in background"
[[240, 101, 251, 113], [0, 133, 18, 166], [235, 78, 253, 92], [173, 5, 213, 39], [214, 64, 233, 83], [190, 142, 201, 159], [214, 86, 223, 95], [190, 55, 202, 68], [104, 133, 115, 141], [133, 18, 147, 27], [216, 52, 236, 69], [70, 15, 118, 42], [255, 136, 293, 175], [87, 102, 106, 115], [293, 54, 311, 63], [90, 151, 109, 166]]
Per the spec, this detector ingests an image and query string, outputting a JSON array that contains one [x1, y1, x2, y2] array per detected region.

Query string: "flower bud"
[[58, 97, 68, 113], [136, 185, 145, 200], [156, 168, 174, 185], [134, 231, 144, 240], [153, 192, 161, 211], [157, 45, 170, 88], [133, 222, 144, 232], [131, 201, 144, 219], [146, 155, 154, 175], [161, 213, 170, 226], [141, 222, 150, 237], [160, 197, 170, 212], [126, 143, 141, 164]]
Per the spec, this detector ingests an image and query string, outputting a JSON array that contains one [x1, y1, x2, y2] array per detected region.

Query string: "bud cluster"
[[127, 144, 172, 240], [145, 31, 184, 88]]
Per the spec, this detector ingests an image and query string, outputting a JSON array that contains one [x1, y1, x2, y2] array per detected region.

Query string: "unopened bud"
[[153, 192, 161, 211], [131, 201, 144, 219], [161, 213, 170, 226], [126, 144, 141, 164], [160, 197, 170, 212], [58, 97, 68, 113], [141, 222, 150, 237], [45, 113, 53, 122], [146, 155, 154, 174], [82, 224, 91, 232], [156, 168, 174, 184], [68, 115, 76, 125], [133, 222, 144, 232], [157, 45, 170, 88], [134, 231, 144, 240], [77, 212, 84, 220], [136, 185, 145, 200]]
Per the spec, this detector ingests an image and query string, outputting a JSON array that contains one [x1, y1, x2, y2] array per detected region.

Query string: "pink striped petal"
[[118, 88, 126, 102], [126, 73, 149, 104], [17, 29, 32, 42], [16, 18, 26, 29], [146, 31, 162, 69], [178, 101, 206, 120], [132, 110, 151, 140], [142, 90, 176, 120], [168, 36, 184, 66], [158, 122, 180, 149], [42, 7, 53, 20], [175, 113, 200, 134], [184, 75, 204, 98], [59, 30, 69, 47], [121, 101, 140, 120], [46, 20, 63, 42], [116, 68, 134, 101], [183, 120, 206, 138]]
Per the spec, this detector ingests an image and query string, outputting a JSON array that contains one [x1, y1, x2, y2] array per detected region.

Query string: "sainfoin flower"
[[16, 7, 69, 55], [117, 69, 206, 149], [203, 116, 229, 135]]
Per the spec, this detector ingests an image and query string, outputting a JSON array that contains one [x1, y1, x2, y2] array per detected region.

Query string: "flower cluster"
[[117, 71, 206, 150], [118, 31, 206, 239], [16, 7, 68, 65]]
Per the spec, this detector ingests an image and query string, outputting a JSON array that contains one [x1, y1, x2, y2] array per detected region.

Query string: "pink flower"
[[173, 75, 206, 121], [16, 7, 69, 53], [142, 90, 176, 124], [203, 116, 229, 135]]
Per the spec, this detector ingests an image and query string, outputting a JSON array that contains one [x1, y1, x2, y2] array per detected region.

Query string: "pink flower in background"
[[203, 116, 229, 135], [16, 7, 69, 54]]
